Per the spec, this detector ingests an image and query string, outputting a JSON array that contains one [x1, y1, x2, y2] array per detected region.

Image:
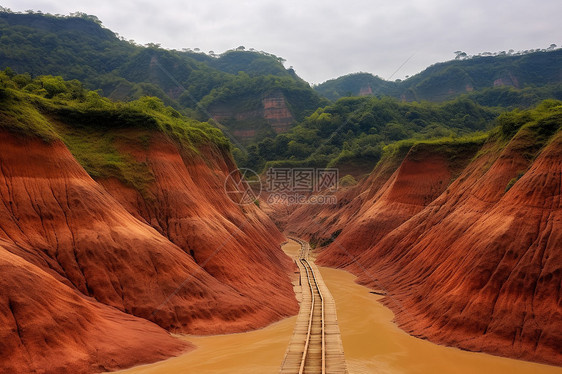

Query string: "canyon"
[[3, 97, 560, 373], [0, 21, 560, 371], [0, 92, 297, 372], [283, 102, 562, 367]]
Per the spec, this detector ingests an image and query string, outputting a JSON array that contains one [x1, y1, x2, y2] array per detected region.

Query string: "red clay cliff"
[[284, 121, 562, 366]]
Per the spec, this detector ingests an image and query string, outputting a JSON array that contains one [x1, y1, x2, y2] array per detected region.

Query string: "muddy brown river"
[[116, 241, 562, 374]]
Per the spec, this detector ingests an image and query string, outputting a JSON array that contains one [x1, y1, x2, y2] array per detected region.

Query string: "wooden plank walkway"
[[280, 238, 347, 374]]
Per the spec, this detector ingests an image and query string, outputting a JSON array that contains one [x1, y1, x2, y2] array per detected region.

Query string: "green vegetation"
[[0, 69, 230, 196], [188, 49, 299, 79], [314, 49, 562, 104], [0, 69, 62, 140], [484, 99, 562, 190], [1, 10, 561, 187], [505, 171, 526, 193], [495, 99, 562, 142], [380, 133, 488, 158], [197, 73, 327, 124], [0, 11, 325, 143], [310, 229, 342, 249], [314, 72, 396, 101], [459, 84, 562, 109], [505, 100, 562, 191], [237, 95, 498, 174], [339, 174, 358, 187], [238, 96, 561, 180]]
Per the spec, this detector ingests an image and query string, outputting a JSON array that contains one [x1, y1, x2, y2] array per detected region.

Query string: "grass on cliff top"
[[0, 70, 231, 196], [60, 127, 157, 199], [382, 99, 562, 170], [0, 69, 230, 148], [380, 132, 489, 162], [470, 99, 562, 182], [497, 99, 562, 162], [0, 84, 58, 141], [374, 133, 489, 179], [477, 99, 562, 157]]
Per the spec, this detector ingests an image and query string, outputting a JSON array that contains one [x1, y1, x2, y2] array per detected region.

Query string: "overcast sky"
[[3, 0, 561, 84]]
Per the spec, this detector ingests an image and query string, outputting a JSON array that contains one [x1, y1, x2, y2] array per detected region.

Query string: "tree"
[[454, 51, 468, 60], [245, 145, 263, 171], [257, 137, 274, 159], [69, 12, 102, 25], [40, 75, 67, 98], [3, 67, 15, 78]]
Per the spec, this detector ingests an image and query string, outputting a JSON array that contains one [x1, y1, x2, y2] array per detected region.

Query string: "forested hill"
[[0, 11, 326, 143], [315, 48, 562, 105]]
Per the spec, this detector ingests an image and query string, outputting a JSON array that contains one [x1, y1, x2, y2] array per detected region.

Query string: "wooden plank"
[[280, 238, 347, 374]]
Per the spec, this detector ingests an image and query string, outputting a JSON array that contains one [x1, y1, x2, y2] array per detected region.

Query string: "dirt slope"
[[281, 145, 405, 245], [0, 130, 296, 373], [352, 129, 562, 365], [99, 133, 298, 323], [280, 107, 562, 366], [316, 141, 480, 268], [0, 239, 189, 374]]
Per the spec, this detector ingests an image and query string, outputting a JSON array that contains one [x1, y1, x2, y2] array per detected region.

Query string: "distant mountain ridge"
[[315, 49, 562, 103], [0, 11, 326, 143], [1, 10, 561, 149]]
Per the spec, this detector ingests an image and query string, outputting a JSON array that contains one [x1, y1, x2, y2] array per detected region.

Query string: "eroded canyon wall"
[[284, 103, 562, 366], [0, 110, 297, 372]]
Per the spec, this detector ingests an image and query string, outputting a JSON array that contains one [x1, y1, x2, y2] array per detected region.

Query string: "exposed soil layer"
[[0, 239, 189, 374], [99, 133, 298, 328], [282, 131, 562, 366], [0, 131, 297, 373]]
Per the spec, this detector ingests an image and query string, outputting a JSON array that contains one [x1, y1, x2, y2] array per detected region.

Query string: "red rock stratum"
[[284, 103, 562, 366], [0, 87, 297, 372]]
